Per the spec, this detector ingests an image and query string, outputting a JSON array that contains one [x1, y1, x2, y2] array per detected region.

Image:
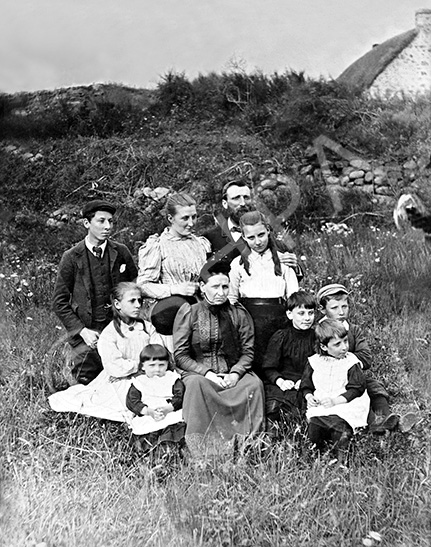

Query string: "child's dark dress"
[[262, 323, 316, 420]]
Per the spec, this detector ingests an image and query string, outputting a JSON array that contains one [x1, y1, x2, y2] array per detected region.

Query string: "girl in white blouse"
[[49, 282, 164, 423], [228, 211, 299, 377]]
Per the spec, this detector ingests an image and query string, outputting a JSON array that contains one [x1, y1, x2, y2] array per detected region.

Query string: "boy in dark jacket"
[[53, 200, 137, 384], [317, 283, 418, 434]]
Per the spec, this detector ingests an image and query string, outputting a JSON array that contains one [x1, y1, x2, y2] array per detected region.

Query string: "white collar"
[[120, 319, 144, 333], [227, 218, 242, 241], [249, 248, 272, 260], [227, 218, 238, 230], [85, 237, 107, 257]]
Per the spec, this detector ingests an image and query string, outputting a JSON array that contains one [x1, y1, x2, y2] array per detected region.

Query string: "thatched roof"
[[337, 28, 417, 90]]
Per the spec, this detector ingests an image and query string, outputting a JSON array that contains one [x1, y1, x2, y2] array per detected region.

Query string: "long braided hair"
[[111, 282, 147, 337], [239, 210, 282, 276]]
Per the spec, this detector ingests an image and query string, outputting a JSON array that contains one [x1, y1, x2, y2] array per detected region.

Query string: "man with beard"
[[204, 180, 301, 275]]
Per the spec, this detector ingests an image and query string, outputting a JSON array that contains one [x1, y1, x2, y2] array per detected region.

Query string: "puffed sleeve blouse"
[[137, 228, 211, 299]]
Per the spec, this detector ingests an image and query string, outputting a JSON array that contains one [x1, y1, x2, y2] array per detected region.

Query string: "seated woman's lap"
[[181, 373, 264, 436]]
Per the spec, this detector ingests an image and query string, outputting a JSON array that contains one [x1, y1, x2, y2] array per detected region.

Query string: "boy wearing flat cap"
[[317, 283, 399, 434], [53, 200, 138, 384], [317, 283, 420, 434]]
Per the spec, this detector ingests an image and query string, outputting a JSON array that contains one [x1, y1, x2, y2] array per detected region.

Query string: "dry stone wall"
[[255, 150, 430, 216]]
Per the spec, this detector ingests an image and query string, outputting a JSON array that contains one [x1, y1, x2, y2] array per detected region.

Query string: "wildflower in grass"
[[26, 317, 33, 321], [300, 255, 306, 261], [321, 222, 353, 236], [362, 531, 382, 545], [375, 257, 381, 263], [0, 273, 5, 278]]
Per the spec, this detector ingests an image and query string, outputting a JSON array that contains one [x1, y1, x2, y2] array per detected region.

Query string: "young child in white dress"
[[126, 344, 185, 451], [300, 319, 370, 462]]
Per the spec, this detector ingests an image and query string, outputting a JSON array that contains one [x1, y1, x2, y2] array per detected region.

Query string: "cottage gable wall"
[[370, 9, 431, 98]]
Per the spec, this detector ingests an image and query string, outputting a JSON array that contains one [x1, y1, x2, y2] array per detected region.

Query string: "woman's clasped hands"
[[205, 371, 239, 389]]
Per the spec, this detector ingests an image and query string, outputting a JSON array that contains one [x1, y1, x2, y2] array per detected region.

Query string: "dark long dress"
[[262, 323, 316, 421], [173, 299, 264, 457]]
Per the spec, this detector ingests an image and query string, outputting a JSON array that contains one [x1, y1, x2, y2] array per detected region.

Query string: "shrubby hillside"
[[2, 70, 431, 261]]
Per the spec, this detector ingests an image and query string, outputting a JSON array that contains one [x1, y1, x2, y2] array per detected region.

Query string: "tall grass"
[[1, 225, 430, 546]]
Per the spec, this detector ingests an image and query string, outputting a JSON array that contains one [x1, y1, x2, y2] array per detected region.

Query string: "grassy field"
[[0, 223, 430, 547]]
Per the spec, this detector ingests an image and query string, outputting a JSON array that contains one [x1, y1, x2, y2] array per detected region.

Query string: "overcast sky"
[[1, 0, 430, 93]]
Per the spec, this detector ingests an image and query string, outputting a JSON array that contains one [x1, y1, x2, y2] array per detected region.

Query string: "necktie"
[[93, 246, 102, 259], [230, 226, 241, 234]]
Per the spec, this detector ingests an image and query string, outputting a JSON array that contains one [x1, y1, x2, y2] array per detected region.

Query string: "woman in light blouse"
[[137, 193, 211, 298], [137, 193, 211, 344], [228, 210, 298, 378]]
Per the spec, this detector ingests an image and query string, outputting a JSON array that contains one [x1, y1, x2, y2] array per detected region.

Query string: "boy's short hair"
[[286, 291, 316, 311], [139, 344, 170, 364], [316, 283, 349, 307], [315, 319, 348, 348]]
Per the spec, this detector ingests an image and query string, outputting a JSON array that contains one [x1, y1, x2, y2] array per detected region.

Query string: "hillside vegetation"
[[1, 71, 431, 260]]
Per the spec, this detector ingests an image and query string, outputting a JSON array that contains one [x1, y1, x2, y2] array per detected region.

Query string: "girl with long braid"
[[49, 282, 165, 423], [228, 211, 299, 378]]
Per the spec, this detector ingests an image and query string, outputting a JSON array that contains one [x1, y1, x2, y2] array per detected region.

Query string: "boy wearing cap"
[[53, 200, 138, 384], [317, 283, 414, 434]]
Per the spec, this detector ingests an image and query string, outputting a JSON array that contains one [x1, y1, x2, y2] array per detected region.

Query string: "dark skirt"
[[265, 384, 305, 419], [308, 415, 353, 450], [240, 298, 287, 378], [135, 422, 186, 452], [182, 372, 264, 457]]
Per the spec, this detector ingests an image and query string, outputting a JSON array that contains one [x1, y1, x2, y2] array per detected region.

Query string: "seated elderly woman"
[[173, 260, 264, 457]]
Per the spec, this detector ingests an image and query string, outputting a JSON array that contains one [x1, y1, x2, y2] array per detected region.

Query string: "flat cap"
[[316, 283, 349, 304], [82, 200, 116, 218]]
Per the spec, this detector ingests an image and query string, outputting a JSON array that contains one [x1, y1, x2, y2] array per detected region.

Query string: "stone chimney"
[[415, 8, 431, 33]]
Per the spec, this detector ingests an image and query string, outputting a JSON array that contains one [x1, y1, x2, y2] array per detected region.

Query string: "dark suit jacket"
[[52, 239, 138, 343], [203, 217, 248, 264]]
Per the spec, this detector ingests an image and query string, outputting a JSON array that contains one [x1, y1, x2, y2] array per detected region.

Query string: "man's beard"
[[228, 203, 254, 224]]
